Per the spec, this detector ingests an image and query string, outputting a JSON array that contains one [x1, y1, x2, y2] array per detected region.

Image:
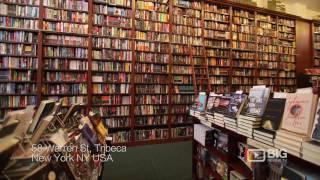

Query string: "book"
[[230, 170, 246, 180], [225, 93, 247, 118], [281, 92, 318, 136], [28, 100, 55, 133], [206, 93, 222, 115], [311, 97, 320, 141], [261, 98, 286, 131], [240, 86, 270, 117], [30, 115, 54, 144]]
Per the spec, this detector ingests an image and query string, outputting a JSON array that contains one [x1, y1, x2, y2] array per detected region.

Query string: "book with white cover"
[[274, 143, 300, 157], [274, 136, 302, 147], [253, 133, 274, 143], [274, 139, 301, 152], [247, 138, 274, 150], [281, 92, 318, 136]]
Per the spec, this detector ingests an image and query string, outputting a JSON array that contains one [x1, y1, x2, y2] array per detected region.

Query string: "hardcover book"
[[311, 97, 320, 141], [206, 93, 222, 115], [261, 98, 286, 131], [281, 93, 318, 136], [240, 86, 270, 117], [226, 93, 247, 118]]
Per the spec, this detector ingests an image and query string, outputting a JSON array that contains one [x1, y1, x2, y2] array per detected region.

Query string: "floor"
[[102, 141, 193, 180]]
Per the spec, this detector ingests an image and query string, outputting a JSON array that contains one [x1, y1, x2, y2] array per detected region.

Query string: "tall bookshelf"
[[256, 12, 278, 92], [278, 17, 296, 92], [203, 2, 231, 94], [133, 0, 170, 141], [41, 0, 89, 111], [313, 22, 320, 66], [91, 0, 133, 144], [0, 0, 301, 145], [231, 7, 256, 93], [0, 0, 39, 118]]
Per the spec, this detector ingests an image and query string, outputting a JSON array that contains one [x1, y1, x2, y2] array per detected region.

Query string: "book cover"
[[226, 93, 247, 119], [206, 93, 222, 114], [197, 92, 207, 112], [311, 97, 320, 142], [261, 98, 286, 131], [281, 93, 317, 136], [240, 86, 270, 117]]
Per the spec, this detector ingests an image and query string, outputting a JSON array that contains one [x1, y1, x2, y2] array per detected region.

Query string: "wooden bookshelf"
[[0, 0, 305, 146], [313, 21, 320, 67]]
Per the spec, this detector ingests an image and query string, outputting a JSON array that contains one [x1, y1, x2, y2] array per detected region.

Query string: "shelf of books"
[[278, 17, 296, 92], [0, 0, 39, 119], [92, 0, 133, 144], [192, 86, 320, 179], [256, 13, 278, 92], [231, 8, 256, 93], [133, 0, 170, 141], [42, 0, 89, 112], [170, 0, 199, 135], [203, 2, 231, 94], [313, 22, 320, 66]]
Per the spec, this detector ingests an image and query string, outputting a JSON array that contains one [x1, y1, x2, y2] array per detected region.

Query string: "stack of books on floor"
[[237, 86, 271, 138], [301, 141, 320, 165]]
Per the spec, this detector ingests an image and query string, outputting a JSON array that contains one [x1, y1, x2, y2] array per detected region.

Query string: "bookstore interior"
[[0, 0, 320, 179]]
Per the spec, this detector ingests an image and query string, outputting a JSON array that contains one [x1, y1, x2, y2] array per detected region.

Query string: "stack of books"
[[274, 130, 308, 157], [237, 115, 261, 138], [301, 141, 320, 166], [213, 112, 224, 127], [252, 128, 275, 147], [224, 116, 237, 132], [237, 86, 271, 138]]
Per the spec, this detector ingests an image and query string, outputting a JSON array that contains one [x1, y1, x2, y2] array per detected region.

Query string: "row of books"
[[136, 52, 168, 63], [0, 70, 36, 81], [93, 37, 131, 49], [0, 57, 37, 68], [43, 84, 87, 94], [134, 105, 168, 115], [45, 72, 87, 81], [110, 131, 131, 143], [0, 44, 36, 55], [44, 8, 88, 23], [94, 5, 131, 17], [172, 126, 193, 137], [92, 95, 130, 105], [136, 31, 169, 42], [43, 0, 88, 11], [136, 85, 168, 94], [92, 73, 130, 83], [43, 22, 88, 34], [136, 116, 167, 126], [93, 106, 130, 117], [135, 10, 168, 22], [136, 1, 168, 12], [0, 96, 36, 108], [94, 15, 131, 27], [93, 50, 132, 60], [135, 128, 168, 141], [136, 95, 168, 105], [106, 117, 130, 128], [92, 84, 130, 94], [45, 59, 87, 70], [92, 26, 131, 37], [0, 3, 39, 17], [92, 61, 131, 72], [0, 83, 36, 94]]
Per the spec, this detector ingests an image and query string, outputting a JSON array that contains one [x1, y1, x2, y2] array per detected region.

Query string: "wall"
[[251, 0, 320, 19]]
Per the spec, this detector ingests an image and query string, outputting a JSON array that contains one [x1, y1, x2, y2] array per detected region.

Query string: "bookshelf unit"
[[313, 22, 320, 67], [256, 13, 278, 92], [278, 17, 296, 92], [203, 2, 231, 94], [134, 0, 170, 142], [0, 0, 39, 118], [0, 0, 303, 145], [42, 0, 89, 111], [92, 0, 133, 144], [170, 0, 197, 135], [231, 7, 256, 93]]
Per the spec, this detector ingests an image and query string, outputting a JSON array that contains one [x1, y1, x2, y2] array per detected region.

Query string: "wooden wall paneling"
[[296, 20, 313, 88]]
